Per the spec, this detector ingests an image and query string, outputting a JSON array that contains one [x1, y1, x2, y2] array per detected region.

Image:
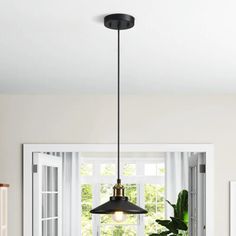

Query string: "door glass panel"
[[42, 220, 47, 236], [42, 215, 58, 236], [42, 166, 47, 192], [52, 219, 58, 236], [47, 219, 52, 236], [42, 193, 58, 218], [42, 193, 47, 218], [47, 167, 52, 191], [52, 167, 58, 191], [45, 166, 58, 192]]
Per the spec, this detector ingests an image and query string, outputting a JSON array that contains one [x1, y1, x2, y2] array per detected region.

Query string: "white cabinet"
[[0, 184, 9, 236]]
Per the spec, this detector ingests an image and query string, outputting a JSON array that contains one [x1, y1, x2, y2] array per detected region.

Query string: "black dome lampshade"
[[90, 180, 147, 221], [90, 14, 148, 222]]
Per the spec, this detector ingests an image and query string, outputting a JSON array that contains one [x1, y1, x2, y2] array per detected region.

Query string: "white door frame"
[[23, 143, 214, 236]]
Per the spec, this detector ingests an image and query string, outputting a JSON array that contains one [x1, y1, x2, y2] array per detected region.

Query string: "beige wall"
[[0, 94, 235, 236]]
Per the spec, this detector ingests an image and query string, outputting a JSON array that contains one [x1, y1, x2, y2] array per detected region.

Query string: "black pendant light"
[[90, 13, 148, 222]]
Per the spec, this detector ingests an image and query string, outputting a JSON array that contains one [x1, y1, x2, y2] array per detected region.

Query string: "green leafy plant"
[[150, 190, 188, 236]]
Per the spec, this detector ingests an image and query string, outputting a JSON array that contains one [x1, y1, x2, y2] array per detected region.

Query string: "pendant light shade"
[[90, 180, 147, 215], [90, 197, 147, 214], [90, 13, 147, 218]]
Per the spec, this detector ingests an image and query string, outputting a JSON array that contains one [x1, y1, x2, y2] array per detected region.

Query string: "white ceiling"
[[1, 0, 236, 94]]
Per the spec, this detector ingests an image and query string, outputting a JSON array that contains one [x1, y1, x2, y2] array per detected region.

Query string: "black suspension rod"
[[117, 29, 120, 182]]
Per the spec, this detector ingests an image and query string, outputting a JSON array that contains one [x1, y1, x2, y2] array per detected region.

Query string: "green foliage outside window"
[[145, 184, 165, 235], [81, 184, 93, 236]]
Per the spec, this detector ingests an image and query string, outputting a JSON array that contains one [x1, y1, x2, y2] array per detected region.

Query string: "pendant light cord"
[[117, 28, 121, 183]]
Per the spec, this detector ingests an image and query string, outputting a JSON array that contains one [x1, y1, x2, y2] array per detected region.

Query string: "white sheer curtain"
[[165, 152, 189, 218], [62, 152, 81, 236], [47, 152, 81, 236]]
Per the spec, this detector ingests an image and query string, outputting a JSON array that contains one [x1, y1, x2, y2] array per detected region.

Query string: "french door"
[[33, 153, 62, 236]]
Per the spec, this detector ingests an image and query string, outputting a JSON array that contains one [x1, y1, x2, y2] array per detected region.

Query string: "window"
[[80, 153, 165, 236]]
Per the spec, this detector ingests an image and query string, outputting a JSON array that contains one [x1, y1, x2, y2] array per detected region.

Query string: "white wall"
[[0, 94, 235, 236]]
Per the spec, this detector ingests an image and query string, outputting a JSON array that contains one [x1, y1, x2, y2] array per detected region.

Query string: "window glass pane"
[[81, 203, 92, 235], [100, 226, 113, 236], [81, 184, 92, 203], [125, 184, 137, 204], [100, 184, 113, 203], [100, 184, 113, 225], [81, 184, 93, 235], [157, 163, 165, 176], [145, 215, 157, 236], [82, 203, 92, 220], [113, 226, 125, 235], [123, 164, 136, 176], [123, 226, 136, 236], [144, 184, 165, 235], [101, 164, 115, 176], [145, 184, 157, 202], [82, 221, 93, 236], [80, 163, 93, 176], [101, 214, 137, 225], [101, 214, 113, 225], [125, 214, 137, 225], [144, 164, 157, 176], [101, 225, 136, 236]]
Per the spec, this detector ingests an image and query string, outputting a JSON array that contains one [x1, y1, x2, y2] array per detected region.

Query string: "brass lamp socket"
[[113, 182, 125, 197]]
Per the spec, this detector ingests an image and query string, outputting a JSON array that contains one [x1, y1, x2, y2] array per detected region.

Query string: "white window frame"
[[23, 144, 214, 236], [80, 156, 165, 236]]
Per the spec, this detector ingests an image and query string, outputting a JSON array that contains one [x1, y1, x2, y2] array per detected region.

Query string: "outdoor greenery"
[[81, 162, 165, 236], [150, 190, 188, 236]]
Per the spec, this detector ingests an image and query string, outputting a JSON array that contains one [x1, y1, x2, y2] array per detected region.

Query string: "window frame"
[[23, 144, 214, 236]]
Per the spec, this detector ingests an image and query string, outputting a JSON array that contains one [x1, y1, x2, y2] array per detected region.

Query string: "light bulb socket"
[[113, 180, 125, 197]]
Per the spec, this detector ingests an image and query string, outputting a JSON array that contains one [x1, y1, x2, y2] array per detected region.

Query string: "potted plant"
[[150, 190, 188, 236]]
